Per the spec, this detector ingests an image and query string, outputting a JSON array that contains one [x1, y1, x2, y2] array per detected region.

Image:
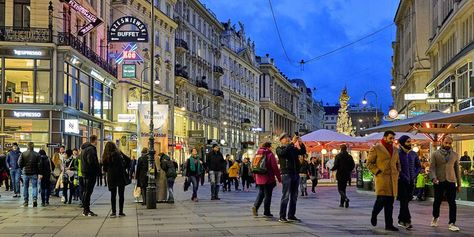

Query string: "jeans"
[[40, 177, 51, 204], [222, 173, 230, 191], [242, 175, 251, 190], [280, 174, 300, 219], [78, 177, 84, 203], [337, 178, 349, 205], [254, 183, 275, 215], [110, 185, 125, 214], [97, 173, 103, 186], [398, 179, 414, 224], [63, 179, 75, 203], [167, 177, 175, 201], [229, 177, 239, 190], [209, 171, 222, 198], [10, 168, 21, 194], [433, 181, 457, 224], [189, 176, 199, 199], [82, 175, 96, 212], [372, 195, 395, 228], [310, 176, 318, 192], [23, 174, 38, 202], [299, 175, 307, 193]]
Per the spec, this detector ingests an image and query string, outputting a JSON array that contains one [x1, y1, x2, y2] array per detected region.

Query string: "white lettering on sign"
[[117, 114, 136, 122], [13, 111, 42, 118], [68, 0, 98, 23], [13, 50, 43, 56]]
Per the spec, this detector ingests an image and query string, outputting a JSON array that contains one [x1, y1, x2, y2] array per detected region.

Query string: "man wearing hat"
[[206, 144, 225, 200], [276, 133, 306, 223], [397, 135, 421, 230]]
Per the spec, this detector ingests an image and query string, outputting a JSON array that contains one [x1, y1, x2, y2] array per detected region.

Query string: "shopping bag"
[[133, 185, 141, 198]]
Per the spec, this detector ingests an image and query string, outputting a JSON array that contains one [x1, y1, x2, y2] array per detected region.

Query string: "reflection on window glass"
[[5, 58, 34, 68], [36, 71, 50, 103], [5, 133, 49, 149], [4, 119, 49, 132], [5, 70, 34, 103], [36, 59, 50, 69], [93, 89, 102, 118], [80, 82, 89, 113]]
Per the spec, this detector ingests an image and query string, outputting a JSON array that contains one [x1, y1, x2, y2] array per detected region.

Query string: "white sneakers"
[[430, 218, 460, 232]]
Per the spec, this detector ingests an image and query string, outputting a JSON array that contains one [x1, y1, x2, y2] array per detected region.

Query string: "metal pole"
[[146, 0, 157, 209]]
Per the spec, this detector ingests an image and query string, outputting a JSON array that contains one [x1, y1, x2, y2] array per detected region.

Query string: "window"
[[155, 31, 160, 47], [92, 80, 103, 118], [0, 0, 5, 27], [103, 86, 112, 120], [166, 3, 171, 17], [36, 72, 50, 103], [79, 77, 90, 113], [165, 37, 170, 52], [165, 71, 170, 92], [13, 0, 30, 28], [457, 63, 470, 100]]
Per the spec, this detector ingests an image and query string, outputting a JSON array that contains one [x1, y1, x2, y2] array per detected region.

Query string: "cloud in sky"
[[200, 0, 400, 112]]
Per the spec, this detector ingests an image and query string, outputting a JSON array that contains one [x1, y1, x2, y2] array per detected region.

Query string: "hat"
[[279, 133, 290, 141], [398, 135, 411, 146], [212, 144, 219, 148]]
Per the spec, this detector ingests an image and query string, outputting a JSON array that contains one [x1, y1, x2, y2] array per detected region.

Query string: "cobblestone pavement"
[[0, 177, 473, 237]]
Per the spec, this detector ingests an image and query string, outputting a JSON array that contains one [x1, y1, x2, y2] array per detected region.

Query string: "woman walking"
[[62, 149, 76, 204], [252, 142, 282, 217], [241, 158, 252, 192], [39, 150, 53, 206], [102, 142, 131, 217], [185, 148, 203, 202], [228, 160, 240, 191]]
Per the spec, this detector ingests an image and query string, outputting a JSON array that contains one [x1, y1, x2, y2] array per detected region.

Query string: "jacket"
[[160, 154, 177, 178], [276, 143, 306, 174], [18, 149, 41, 176], [206, 150, 225, 172], [6, 150, 21, 170], [398, 148, 421, 184], [136, 154, 149, 188], [331, 151, 355, 181], [309, 161, 319, 177], [74, 156, 83, 177], [0, 154, 7, 173], [185, 156, 203, 177], [254, 147, 282, 185], [299, 160, 310, 175], [430, 149, 461, 187], [228, 162, 240, 178], [240, 162, 252, 177], [367, 143, 400, 197], [39, 154, 53, 177], [80, 142, 99, 177], [103, 151, 131, 190]]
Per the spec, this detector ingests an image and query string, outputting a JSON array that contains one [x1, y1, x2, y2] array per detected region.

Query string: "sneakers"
[[263, 213, 274, 218], [385, 226, 399, 231], [119, 213, 126, 217], [82, 211, 98, 217], [252, 207, 258, 217], [110, 213, 117, 218], [288, 217, 302, 223], [430, 218, 439, 227], [23, 202, 28, 207], [278, 218, 289, 223], [448, 223, 460, 232], [33, 201, 37, 207]]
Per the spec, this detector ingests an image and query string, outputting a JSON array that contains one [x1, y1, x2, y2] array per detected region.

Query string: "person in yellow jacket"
[[228, 160, 241, 191]]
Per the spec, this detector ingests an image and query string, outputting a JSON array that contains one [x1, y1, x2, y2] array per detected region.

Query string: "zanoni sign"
[[109, 17, 149, 42]]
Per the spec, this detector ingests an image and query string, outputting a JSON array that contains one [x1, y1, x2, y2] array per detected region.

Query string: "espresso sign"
[[109, 17, 149, 42], [64, 0, 103, 36]]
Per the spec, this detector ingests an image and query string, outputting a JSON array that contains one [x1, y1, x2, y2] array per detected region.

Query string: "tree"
[[336, 87, 355, 136]]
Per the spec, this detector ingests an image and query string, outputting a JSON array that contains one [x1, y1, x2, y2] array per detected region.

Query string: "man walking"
[[81, 135, 99, 216], [277, 133, 306, 223], [331, 144, 355, 208], [206, 144, 225, 200], [397, 135, 421, 229], [18, 142, 41, 207], [367, 131, 400, 231], [6, 143, 21, 197], [430, 136, 461, 232]]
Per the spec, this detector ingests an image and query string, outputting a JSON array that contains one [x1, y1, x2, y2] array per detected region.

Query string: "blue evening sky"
[[200, 0, 400, 112]]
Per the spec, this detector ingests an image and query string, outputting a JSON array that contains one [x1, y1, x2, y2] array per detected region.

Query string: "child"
[[415, 168, 426, 201]]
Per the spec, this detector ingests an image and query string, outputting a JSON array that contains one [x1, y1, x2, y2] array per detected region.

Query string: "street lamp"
[[390, 82, 397, 90], [362, 91, 379, 124]]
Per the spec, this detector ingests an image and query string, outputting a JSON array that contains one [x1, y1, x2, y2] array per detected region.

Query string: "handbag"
[[184, 178, 190, 192], [121, 154, 132, 186], [133, 185, 141, 198]]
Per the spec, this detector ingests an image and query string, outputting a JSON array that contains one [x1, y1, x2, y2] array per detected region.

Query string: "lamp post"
[[362, 91, 379, 125]]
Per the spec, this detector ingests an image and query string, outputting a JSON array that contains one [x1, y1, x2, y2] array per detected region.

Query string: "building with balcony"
[[425, 0, 474, 114], [257, 54, 300, 143], [220, 20, 260, 158], [0, 0, 118, 154], [392, 0, 431, 117], [290, 79, 323, 134]]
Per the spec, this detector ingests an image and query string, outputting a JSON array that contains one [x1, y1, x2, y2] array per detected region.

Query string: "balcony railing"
[[175, 64, 189, 79], [0, 27, 51, 43], [195, 80, 208, 90], [213, 65, 224, 75], [175, 38, 189, 51], [57, 32, 117, 77], [211, 89, 224, 97]]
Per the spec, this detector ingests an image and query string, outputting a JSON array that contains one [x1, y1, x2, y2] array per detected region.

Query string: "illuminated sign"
[[64, 0, 103, 36], [13, 111, 42, 118], [404, 93, 428, 101], [251, 127, 263, 132], [115, 43, 143, 64], [122, 64, 136, 78], [388, 109, 398, 119], [118, 114, 136, 122], [438, 93, 452, 99], [64, 119, 80, 134], [127, 101, 157, 110], [109, 16, 149, 42], [427, 98, 454, 104], [13, 50, 43, 56]]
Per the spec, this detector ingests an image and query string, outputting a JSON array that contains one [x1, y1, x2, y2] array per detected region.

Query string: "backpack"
[[251, 153, 268, 174]]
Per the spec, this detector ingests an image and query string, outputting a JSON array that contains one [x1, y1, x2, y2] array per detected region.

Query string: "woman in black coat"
[[136, 148, 151, 205], [102, 142, 131, 217]]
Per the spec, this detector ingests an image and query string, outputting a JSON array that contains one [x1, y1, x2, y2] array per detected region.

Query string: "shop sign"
[[459, 97, 474, 111], [10, 111, 45, 118], [251, 127, 263, 132], [118, 114, 136, 122], [138, 104, 169, 140], [122, 64, 136, 78], [427, 98, 454, 104], [64, 119, 80, 134], [13, 50, 43, 56], [109, 16, 149, 42], [47, 143, 61, 148], [64, 0, 103, 36], [404, 93, 428, 101], [115, 43, 143, 64], [127, 101, 157, 110], [188, 130, 204, 138]]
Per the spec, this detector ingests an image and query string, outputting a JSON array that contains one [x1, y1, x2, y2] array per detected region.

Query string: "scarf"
[[189, 156, 201, 174], [439, 147, 452, 162], [381, 139, 393, 156]]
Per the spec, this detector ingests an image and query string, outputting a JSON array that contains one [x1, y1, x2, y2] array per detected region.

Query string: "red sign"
[[123, 51, 137, 60], [175, 143, 182, 150]]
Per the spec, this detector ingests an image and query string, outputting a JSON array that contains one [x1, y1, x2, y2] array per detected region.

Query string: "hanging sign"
[[122, 64, 136, 78], [115, 43, 143, 64], [109, 16, 149, 42], [64, 0, 103, 36]]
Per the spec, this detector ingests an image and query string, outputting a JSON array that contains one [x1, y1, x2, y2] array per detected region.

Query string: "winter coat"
[[398, 148, 421, 184], [331, 151, 355, 182], [39, 154, 53, 177], [160, 154, 177, 178], [367, 143, 400, 197], [6, 150, 21, 170], [240, 162, 252, 177], [206, 150, 225, 172], [136, 154, 149, 188], [228, 162, 240, 178], [254, 148, 282, 185], [299, 160, 310, 175], [103, 151, 131, 190], [430, 148, 461, 188], [18, 149, 41, 176], [276, 143, 306, 174], [309, 162, 319, 177], [80, 142, 99, 177]]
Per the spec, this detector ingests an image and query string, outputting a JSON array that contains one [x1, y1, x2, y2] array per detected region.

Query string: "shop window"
[[36, 71, 50, 103], [36, 60, 50, 69], [80, 82, 89, 113], [4, 119, 49, 132], [5, 58, 34, 68], [93, 80, 103, 118], [5, 70, 34, 103], [103, 86, 112, 121], [13, 0, 30, 29]]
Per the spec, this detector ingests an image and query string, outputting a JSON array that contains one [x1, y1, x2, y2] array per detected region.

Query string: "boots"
[[211, 184, 216, 200], [214, 185, 220, 200]]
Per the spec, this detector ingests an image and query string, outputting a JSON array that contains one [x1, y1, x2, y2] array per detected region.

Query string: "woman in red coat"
[[252, 142, 282, 217]]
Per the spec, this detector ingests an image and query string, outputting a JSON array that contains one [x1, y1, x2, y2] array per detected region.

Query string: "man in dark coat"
[[331, 144, 355, 208], [80, 135, 99, 216], [206, 144, 225, 200], [18, 142, 41, 207], [136, 148, 151, 205]]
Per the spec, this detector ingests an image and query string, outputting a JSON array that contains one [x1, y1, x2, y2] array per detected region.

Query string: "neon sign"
[[115, 43, 143, 64]]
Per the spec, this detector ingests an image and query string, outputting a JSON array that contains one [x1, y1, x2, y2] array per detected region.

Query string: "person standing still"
[[331, 144, 355, 208], [367, 131, 400, 232], [160, 153, 177, 203], [309, 157, 319, 194], [81, 135, 100, 216], [206, 144, 225, 200], [18, 142, 41, 207], [241, 158, 252, 192], [397, 136, 421, 229], [6, 143, 22, 197], [460, 151, 471, 173], [299, 155, 310, 197], [277, 133, 307, 223], [39, 149, 53, 206], [430, 136, 461, 232], [136, 148, 151, 205]]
